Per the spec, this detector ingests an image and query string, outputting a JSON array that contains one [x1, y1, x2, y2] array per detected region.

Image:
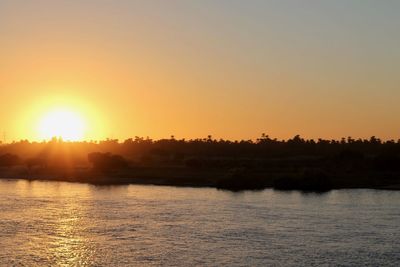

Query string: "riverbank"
[[1, 166, 399, 191]]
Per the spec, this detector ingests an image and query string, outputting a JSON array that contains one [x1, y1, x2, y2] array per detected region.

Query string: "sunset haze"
[[1, 0, 399, 141]]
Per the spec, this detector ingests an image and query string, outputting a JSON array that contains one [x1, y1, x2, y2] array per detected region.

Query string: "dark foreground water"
[[0, 180, 399, 266]]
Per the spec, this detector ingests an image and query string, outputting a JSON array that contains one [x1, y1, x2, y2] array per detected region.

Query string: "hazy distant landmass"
[[0, 134, 399, 191]]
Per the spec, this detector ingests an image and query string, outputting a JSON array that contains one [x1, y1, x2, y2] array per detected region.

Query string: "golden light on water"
[[37, 109, 86, 141]]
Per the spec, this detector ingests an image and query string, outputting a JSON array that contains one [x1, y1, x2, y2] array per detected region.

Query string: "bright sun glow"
[[38, 109, 86, 141]]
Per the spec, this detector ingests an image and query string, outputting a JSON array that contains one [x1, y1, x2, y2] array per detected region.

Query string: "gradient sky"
[[1, 0, 399, 141]]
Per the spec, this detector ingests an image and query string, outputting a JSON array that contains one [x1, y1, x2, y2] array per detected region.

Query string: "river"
[[0, 179, 399, 266]]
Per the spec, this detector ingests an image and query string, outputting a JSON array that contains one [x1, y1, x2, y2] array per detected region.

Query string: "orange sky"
[[1, 1, 399, 141]]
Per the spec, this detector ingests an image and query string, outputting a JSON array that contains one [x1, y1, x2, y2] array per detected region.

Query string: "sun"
[[37, 109, 86, 141]]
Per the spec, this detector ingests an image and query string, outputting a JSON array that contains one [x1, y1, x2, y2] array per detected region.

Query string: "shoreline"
[[1, 172, 400, 192]]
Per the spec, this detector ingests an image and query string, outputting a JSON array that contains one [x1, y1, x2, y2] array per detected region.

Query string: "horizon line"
[[1, 134, 400, 145]]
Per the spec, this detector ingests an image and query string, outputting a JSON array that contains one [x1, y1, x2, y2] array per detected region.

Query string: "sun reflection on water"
[[12, 180, 97, 266], [48, 201, 94, 266]]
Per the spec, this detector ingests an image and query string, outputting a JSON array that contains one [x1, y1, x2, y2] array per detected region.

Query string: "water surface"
[[0, 179, 399, 266]]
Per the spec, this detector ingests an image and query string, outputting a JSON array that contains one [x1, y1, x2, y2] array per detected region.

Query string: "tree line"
[[0, 134, 399, 171]]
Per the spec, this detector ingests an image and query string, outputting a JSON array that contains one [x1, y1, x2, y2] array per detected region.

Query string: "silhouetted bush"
[[0, 153, 20, 167], [373, 152, 400, 171], [88, 152, 128, 172], [336, 149, 364, 161], [185, 158, 203, 169], [216, 168, 266, 191], [25, 157, 47, 170], [273, 169, 332, 192]]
